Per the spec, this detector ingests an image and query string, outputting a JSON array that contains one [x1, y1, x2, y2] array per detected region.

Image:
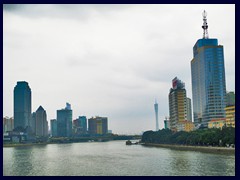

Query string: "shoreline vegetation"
[[142, 143, 235, 155], [141, 127, 235, 155]]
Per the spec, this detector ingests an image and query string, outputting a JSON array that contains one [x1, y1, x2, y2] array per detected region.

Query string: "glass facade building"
[[14, 81, 32, 130], [57, 103, 72, 137], [50, 119, 58, 137], [78, 116, 87, 134], [191, 39, 226, 127]]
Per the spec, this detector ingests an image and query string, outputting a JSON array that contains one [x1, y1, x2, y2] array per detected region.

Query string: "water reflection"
[[12, 147, 34, 176], [3, 141, 235, 176]]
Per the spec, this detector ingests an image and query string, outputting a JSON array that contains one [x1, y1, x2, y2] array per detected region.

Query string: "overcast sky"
[[3, 4, 235, 134]]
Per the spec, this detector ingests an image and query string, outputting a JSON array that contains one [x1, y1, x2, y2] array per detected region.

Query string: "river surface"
[[3, 140, 235, 176]]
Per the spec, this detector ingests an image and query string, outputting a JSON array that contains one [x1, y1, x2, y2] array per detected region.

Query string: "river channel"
[[3, 140, 235, 176]]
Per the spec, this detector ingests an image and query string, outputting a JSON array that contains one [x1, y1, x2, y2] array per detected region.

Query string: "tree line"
[[141, 127, 235, 147]]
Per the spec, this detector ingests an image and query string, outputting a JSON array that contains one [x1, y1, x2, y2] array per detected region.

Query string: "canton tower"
[[154, 100, 159, 131]]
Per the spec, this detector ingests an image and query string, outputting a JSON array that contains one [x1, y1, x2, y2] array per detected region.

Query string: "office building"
[[191, 11, 226, 127], [88, 116, 108, 135], [35, 106, 48, 137], [168, 77, 187, 132], [57, 103, 72, 137], [13, 81, 32, 130], [78, 116, 87, 134], [50, 119, 58, 137]]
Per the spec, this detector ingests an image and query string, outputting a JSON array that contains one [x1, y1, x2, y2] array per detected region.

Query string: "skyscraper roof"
[[36, 105, 45, 112]]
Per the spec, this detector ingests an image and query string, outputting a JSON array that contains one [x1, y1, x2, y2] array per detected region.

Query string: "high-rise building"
[[88, 116, 108, 135], [50, 119, 58, 137], [35, 106, 48, 137], [78, 116, 87, 134], [186, 98, 192, 122], [191, 11, 226, 127], [3, 117, 14, 133], [57, 103, 72, 137], [154, 100, 159, 131], [168, 77, 187, 131], [13, 81, 32, 130]]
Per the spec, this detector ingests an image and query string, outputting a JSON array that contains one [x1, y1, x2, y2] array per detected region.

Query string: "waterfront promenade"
[[142, 143, 235, 155]]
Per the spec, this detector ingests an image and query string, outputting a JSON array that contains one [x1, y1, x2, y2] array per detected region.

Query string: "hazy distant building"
[[164, 117, 170, 129], [30, 112, 36, 135], [168, 77, 188, 131], [154, 100, 159, 131], [35, 106, 48, 137], [57, 103, 72, 137], [226, 92, 235, 106], [13, 81, 32, 130], [88, 116, 108, 135], [191, 11, 226, 127], [186, 98, 192, 122], [50, 119, 57, 137], [3, 117, 14, 133]]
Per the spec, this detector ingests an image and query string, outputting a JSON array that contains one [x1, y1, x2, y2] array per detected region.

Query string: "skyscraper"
[[57, 103, 72, 137], [191, 11, 226, 127], [13, 81, 32, 130], [169, 77, 187, 131], [35, 106, 48, 137], [154, 100, 159, 131]]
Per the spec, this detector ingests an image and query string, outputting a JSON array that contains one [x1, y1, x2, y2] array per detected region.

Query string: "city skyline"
[[3, 4, 235, 134]]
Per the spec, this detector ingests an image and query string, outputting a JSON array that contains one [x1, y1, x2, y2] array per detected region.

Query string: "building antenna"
[[202, 10, 209, 39]]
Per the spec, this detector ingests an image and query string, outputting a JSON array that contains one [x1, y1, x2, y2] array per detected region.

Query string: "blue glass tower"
[[191, 11, 226, 127], [78, 116, 87, 134], [57, 103, 72, 137], [14, 81, 32, 130]]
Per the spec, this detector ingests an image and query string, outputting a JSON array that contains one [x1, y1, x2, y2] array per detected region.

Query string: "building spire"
[[202, 10, 209, 39]]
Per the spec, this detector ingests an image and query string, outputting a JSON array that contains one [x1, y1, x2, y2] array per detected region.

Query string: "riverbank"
[[3, 142, 50, 147], [142, 143, 235, 155]]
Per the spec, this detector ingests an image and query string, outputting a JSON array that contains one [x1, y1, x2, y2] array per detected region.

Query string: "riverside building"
[[13, 81, 32, 130], [191, 11, 226, 128]]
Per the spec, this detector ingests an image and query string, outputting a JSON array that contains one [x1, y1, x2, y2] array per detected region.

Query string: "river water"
[[3, 140, 235, 176]]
